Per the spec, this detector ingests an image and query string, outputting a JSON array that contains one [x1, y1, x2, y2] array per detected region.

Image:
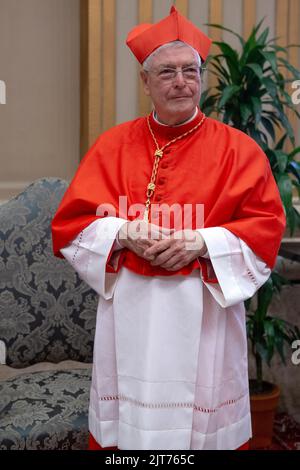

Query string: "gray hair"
[[142, 41, 201, 72]]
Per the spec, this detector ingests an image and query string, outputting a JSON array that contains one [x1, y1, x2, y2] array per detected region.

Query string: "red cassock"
[[88, 433, 249, 451], [52, 110, 285, 277]]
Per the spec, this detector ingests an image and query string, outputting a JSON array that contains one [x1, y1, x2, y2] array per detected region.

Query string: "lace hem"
[[99, 392, 247, 414]]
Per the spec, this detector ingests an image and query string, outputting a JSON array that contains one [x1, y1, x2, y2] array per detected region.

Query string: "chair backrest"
[[0, 178, 97, 368]]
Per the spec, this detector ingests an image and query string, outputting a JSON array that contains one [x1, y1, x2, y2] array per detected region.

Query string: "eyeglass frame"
[[144, 63, 206, 82]]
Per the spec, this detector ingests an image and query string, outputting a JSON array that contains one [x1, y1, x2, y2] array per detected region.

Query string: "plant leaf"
[[261, 77, 278, 97], [250, 96, 262, 125], [260, 50, 278, 74], [218, 84, 240, 108], [274, 150, 288, 173], [288, 147, 300, 160], [277, 174, 293, 208], [205, 23, 245, 46], [213, 42, 241, 81], [244, 63, 264, 79], [261, 117, 276, 141], [240, 103, 252, 126], [257, 27, 269, 46]]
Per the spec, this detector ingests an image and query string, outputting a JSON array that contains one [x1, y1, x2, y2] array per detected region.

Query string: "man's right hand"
[[117, 220, 174, 261]]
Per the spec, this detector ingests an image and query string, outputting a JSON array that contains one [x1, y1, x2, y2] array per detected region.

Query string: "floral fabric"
[[0, 178, 98, 449], [0, 178, 97, 367], [0, 369, 91, 450]]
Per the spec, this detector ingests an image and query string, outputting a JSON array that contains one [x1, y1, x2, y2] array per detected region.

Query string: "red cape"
[[52, 111, 285, 278]]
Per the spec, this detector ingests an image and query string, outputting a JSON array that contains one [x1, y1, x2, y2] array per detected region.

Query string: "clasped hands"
[[117, 220, 207, 272]]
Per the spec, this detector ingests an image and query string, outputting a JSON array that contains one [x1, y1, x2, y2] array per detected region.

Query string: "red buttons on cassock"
[[161, 162, 168, 169], [156, 195, 162, 202]]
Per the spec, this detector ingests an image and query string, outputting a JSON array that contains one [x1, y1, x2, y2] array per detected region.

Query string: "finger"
[[144, 239, 173, 257], [147, 231, 172, 242], [166, 265, 183, 271], [160, 255, 182, 269], [128, 220, 161, 241], [148, 224, 175, 239], [149, 222, 175, 233], [135, 226, 164, 242], [136, 238, 157, 248], [164, 261, 186, 271], [150, 248, 175, 266], [131, 240, 157, 259]]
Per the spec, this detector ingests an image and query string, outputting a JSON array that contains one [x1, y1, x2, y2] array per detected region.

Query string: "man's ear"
[[140, 70, 150, 96]]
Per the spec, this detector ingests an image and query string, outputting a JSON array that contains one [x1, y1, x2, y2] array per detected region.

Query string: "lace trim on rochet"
[[99, 392, 247, 414], [246, 268, 259, 287], [72, 230, 83, 265]]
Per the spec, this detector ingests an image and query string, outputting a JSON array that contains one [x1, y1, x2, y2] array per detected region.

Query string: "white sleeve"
[[197, 227, 271, 308], [60, 217, 128, 299]]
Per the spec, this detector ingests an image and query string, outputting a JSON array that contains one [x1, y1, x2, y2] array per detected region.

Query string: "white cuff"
[[61, 217, 128, 299], [197, 227, 271, 308]]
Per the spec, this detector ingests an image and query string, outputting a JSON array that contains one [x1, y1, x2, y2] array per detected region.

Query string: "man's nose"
[[173, 71, 186, 87]]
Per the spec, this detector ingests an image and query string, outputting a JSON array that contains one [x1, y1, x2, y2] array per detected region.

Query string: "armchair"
[[0, 178, 98, 450]]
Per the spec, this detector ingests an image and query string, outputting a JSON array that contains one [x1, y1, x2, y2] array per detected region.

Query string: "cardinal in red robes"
[[52, 6, 285, 450]]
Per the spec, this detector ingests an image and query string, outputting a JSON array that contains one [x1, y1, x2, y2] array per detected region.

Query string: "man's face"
[[141, 45, 201, 126]]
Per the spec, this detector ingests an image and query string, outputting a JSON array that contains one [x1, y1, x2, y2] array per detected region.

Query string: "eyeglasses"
[[148, 65, 205, 82]]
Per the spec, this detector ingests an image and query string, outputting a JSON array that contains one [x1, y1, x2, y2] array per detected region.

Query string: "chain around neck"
[[147, 112, 206, 154], [143, 112, 206, 222]]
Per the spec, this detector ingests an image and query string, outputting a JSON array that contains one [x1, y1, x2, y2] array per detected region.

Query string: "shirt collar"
[[153, 108, 198, 127], [148, 107, 204, 142]]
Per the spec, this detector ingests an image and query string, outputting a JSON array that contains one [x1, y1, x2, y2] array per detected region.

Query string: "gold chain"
[[144, 112, 206, 222]]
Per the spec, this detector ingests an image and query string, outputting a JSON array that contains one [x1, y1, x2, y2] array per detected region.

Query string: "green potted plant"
[[245, 272, 300, 448], [200, 20, 300, 448]]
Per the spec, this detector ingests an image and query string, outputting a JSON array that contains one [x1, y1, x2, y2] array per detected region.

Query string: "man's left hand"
[[143, 229, 207, 271]]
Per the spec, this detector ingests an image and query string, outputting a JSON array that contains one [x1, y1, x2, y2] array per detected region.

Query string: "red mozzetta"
[[52, 110, 285, 278]]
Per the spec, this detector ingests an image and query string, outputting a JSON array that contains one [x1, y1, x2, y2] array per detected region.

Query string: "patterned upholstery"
[[0, 178, 98, 449], [0, 178, 97, 367], [0, 369, 91, 450]]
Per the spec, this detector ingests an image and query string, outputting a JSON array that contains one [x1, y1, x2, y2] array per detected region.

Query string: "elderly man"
[[52, 7, 285, 450]]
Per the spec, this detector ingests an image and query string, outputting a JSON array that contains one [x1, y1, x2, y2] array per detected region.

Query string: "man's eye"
[[183, 68, 198, 74], [159, 69, 174, 76]]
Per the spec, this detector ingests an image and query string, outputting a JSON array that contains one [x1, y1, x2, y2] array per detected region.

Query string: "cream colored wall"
[[0, 0, 80, 201]]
